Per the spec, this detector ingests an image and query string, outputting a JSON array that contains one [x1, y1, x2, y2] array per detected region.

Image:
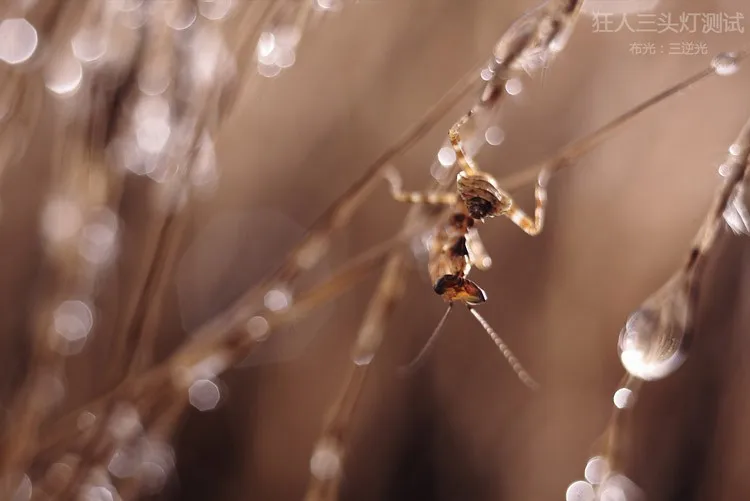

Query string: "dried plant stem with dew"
[[0, 0, 332, 492], [29, 62, 482, 479], [565, 105, 750, 501], [0, 80, 126, 497]]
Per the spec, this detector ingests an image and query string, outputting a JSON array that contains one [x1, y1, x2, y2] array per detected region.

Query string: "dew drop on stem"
[[618, 272, 692, 381], [711, 52, 739, 76], [565, 480, 595, 501], [310, 440, 342, 481]]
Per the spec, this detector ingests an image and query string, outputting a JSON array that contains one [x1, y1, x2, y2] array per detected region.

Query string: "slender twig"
[[592, 110, 750, 489], [0, 82, 126, 497], [304, 251, 408, 501], [499, 50, 750, 192], [31, 235, 405, 469]]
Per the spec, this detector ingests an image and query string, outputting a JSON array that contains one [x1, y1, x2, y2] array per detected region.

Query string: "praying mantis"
[[385, 109, 552, 389]]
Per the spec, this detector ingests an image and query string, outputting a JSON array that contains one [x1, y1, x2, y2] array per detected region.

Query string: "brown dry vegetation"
[[1, 0, 750, 500]]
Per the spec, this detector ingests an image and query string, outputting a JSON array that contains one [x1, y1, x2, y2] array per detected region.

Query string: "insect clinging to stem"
[[385, 109, 551, 390]]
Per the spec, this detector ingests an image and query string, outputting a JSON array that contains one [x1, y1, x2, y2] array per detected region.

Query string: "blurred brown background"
[[3, 0, 750, 499]]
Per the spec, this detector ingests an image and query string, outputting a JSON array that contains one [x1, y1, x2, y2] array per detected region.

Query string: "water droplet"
[[166, 3, 197, 30], [724, 184, 750, 235], [136, 117, 171, 154], [190, 28, 229, 85], [485, 126, 505, 146], [565, 480, 595, 501], [188, 379, 221, 411], [108, 448, 136, 478], [246, 316, 270, 342], [275, 48, 296, 69], [352, 350, 374, 366], [310, 441, 342, 480], [437, 146, 456, 167], [257, 32, 275, 59], [45, 54, 83, 96], [274, 26, 301, 49], [137, 441, 174, 493], [315, 0, 343, 11], [141, 440, 175, 471], [41, 197, 82, 243], [53, 300, 94, 350], [584, 456, 609, 485], [71, 28, 108, 63], [505, 78, 523, 95], [264, 287, 291, 312], [711, 52, 739, 76], [79, 208, 119, 266], [138, 461, 167, 494], [116, 0, 144, 12], [134, 96, 171, 123], [618, 273, 691, 380], [198, 0, 233, 20], [138, 69, 171, 96], [108, 404, 142, 441], [613, 387, 634, 409], [718, 163, 734, 177], [83, 485, 114, 501], [257, 62, 281, 78], [45, 457, 75, 490], [119, 5, 147, 29], [77, 411, 97, 431], [296, 235, 329, 269], [0, 18, 38, 65]]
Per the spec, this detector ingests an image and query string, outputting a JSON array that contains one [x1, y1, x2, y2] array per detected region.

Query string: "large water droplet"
[[264, 286, 292, 312], [711, 52, 739, 76], [565, 480, 595, 501], [618, 273, 691, 380], [188, 379, 221, 411], [310, 440, 342, 480], [437, 146, 456, 167], [584, 456, 609, 485], [485, 126, 505, 146], [0, 18, 38, 65]]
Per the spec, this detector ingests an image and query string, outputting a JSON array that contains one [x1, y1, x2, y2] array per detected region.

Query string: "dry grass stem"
[[589, 110, 750, 494]]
